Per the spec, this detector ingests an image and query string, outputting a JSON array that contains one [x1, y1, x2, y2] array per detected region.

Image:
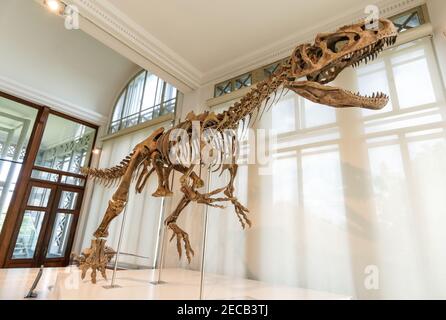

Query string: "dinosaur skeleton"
[[79, 19, 397, 283]]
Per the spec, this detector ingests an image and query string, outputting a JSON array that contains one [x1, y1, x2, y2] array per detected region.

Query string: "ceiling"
[[73, 0, 417, 87], [105, 0, 371, 73]]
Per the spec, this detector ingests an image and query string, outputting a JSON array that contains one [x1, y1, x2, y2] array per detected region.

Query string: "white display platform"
[[0, 267, 60, 300], [52, 267, 351, 300], [0, 267, 351, 300]]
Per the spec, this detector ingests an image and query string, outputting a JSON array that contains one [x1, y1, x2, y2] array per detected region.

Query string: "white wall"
[[427, 0, 446, 89], [0, 0, 138, 124]]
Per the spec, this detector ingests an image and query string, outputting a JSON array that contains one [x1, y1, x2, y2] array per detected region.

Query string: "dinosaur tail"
[[81, 151, 135, 183]]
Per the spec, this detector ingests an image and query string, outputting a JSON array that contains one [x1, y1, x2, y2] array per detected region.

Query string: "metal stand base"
[[102, 284, 122, 289], [149, 280, 167, 285], [24, 292, 38, 298]]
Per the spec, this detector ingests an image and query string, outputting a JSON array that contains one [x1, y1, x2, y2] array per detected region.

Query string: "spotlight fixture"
[[43, 0, 64, 14]]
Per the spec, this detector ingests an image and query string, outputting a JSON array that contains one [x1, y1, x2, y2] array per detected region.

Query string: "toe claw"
[[168, 223, 194, 263], [78, 238, 114, 284]]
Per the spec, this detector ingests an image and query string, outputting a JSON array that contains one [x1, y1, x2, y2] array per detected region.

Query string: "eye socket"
[[326, 36, 350, 53], [305, 46, 323, 63], [293, 49, 307, 71]]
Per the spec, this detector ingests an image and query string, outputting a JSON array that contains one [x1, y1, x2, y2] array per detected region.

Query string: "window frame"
[[389, 5, 428, 33], [109, 70, 178, 134]]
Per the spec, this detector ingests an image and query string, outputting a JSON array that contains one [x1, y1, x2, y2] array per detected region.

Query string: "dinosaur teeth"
[[349, 90, 388, 101]]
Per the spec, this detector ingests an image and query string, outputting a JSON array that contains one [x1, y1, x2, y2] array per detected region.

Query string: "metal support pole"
[[103, 205, 128, 289], [24, 265, 44, 299], [155, 226, 167, 284], [150, 197, 167, 285], [149, 106, 179, 285], [199, 169, 211, 300]]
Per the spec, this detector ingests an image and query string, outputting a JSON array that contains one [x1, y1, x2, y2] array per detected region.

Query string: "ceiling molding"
[[66, 0, 425, 88], [0, 76, 107, 125], [70, 0, 203, 90]]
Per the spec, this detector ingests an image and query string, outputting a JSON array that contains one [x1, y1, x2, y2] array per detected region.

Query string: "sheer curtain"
[[78, 121, 170, 268], [200, 37, 446, 299]]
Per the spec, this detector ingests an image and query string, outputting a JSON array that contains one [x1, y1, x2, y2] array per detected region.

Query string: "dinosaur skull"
[[287, 18, 397, 109]]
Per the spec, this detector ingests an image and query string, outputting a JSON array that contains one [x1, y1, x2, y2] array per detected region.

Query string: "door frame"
[[0, 90, 99, 267]]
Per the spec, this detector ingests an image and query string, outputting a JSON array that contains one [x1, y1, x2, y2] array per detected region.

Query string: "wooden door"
[[5, 169, 84, 268]]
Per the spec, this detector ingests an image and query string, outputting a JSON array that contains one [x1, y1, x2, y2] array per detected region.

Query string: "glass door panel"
[[0, 96, 38, 234], [27, 186, 51, 207], [31, 169, 59, 182], [58, 191, 79, 210], [43, 186, 81, 264], [46, 213, 74, 258], [41, 185, 81, 266], [34, 114, 96, 174], [60, 175, 85, 186], [12, 210, 45, 259]]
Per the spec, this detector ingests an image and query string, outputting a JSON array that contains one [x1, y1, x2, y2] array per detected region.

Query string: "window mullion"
[[119, 88, 129, 131], [153, 78, 160, 114], [160, 82, 167, 116], [384, 54, 400, 112], [138, 71, 148, 124]]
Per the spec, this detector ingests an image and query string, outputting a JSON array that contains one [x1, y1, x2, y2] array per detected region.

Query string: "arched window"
[[109, 70, 178, 134]]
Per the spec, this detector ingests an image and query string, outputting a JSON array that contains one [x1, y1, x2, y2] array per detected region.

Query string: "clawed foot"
[[224, 190, 251, 229], [152, 187, 173, 197], [78, 238, 115, 284], [168, 223, 195, 263], [233, 199, 251, 229]]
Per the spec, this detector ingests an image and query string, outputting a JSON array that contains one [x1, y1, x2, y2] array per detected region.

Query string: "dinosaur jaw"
[[289, 34, 397, 110], [286, 81, 389, 110]]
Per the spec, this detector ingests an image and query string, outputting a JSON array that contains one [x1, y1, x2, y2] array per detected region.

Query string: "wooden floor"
[[0, 267, 351, 300]]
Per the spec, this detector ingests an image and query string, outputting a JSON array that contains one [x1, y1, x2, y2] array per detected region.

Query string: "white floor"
[[0, 267, 59, 300], [0, 267, 351, 300]]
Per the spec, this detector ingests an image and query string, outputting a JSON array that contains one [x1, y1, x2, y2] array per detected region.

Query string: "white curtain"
[[198, 37, 446, 299], [79, 121, 170, 268]]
